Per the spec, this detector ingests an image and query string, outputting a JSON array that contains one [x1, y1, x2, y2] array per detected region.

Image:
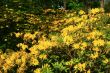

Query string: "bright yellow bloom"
[[51, 35, 57, 41], [81, 42, 87, 48], [77, 22, 84, 28], [37, 40, 56, 50], [30, 58, 39, 65], [107, 41, 110, 45], [80, 42, 87, 50], [93, 39, 105, 46], [61, 31, 68, 36], [30, 45, 39, 55], [5, 58, 12, 65], [87, 69, 91, 73], [15, 32, 22, 38], [81, 15, 88, 20], [1, 55, 5, 59], [90, 52, 99, 59], [17, 43, 28, 50], [92, 47, 99, 51], [34, 31, 39, 35], [79, 10, 85, 15], [21, 56, 27, 63], [34, 68, 41, 73], [65, 18, 74, 24], [16, 59, 22, 65], [90, 8, 100, 14], [73, 43, 80, 49], [65, 60, 73, 66], [87, 30, 102, 40], [24, 33, 36, 40], [102, 58, 109, 64], [61, 25, 74, 36], [89, 8, 104, 14], [63, 35, 73, 45], [39, 54, 47, 59], [74, 63, 86, 71]]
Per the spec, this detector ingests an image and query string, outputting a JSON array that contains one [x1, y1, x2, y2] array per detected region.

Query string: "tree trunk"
[[100, 0, 104, 8]]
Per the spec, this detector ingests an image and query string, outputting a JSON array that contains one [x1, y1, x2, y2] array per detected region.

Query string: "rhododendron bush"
[[0, 8, 110, 73]]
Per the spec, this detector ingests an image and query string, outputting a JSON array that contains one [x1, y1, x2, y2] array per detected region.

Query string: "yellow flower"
[[16, 59, 22, 65], [67, 25, 74, 31], [89, 8, 104, 14], [61, 31, 68, 36], [102, 58, 109, 64], [92, 47, 99, 51], [34, 31, 39, 35], [87, 69, 91, 73], [73, 43, 80, 49], [80, 42, 87, 50], [15, 32, 22, 38], [22, 45, 28, 50], [17, 43, 28, 50], [79, 10, 85, 15], [24, 33, 36, 40], [61, 25, 74, 36], [51, 35, 57, 41], [37, 44, 46, 50], [1, 55, 5, 59], [21, 56, 27, 63], [65, 60, 73, 66], [81, 42, 87, 48], [65, 18, 74, 24], [74, 63, 86, 71], [34, 68, 41, 73], [90, 8, 100, 14], [37, 40, 55, 50], [77, 22, 84, 28], [90, 52, 98, 59], [93, 39, 105, 46], [39, 54, 47, 59], [63, 36, 73, 45], [107, 41, 110, 45], [30, 58, 39, 65], [5, 59, 12, 65], [30, 45, 39, 55], [87, 30, 102, 40], [81, 15, 88, 20]]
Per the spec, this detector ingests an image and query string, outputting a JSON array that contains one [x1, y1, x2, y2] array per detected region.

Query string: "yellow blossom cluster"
[[90, 52, 99, 59], [23, 33, 36, 40], [17, 43, 28, 50], [63, 35, 73, 45], [87, 30, 103, 40], [74, 63, 86, 72], [93, 39, 105, 46], [89, 8, 104, 14], [79, 10, 85, 15], [14, 32, 23, 38], [34, 68, 41, 73], [37, 40, 56, 50]]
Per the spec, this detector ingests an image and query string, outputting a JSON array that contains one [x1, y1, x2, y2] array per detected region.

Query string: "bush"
[[0, 8, 110, 73]]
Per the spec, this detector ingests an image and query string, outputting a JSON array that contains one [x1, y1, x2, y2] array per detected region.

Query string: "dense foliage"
[[0, 7, 110, 73]]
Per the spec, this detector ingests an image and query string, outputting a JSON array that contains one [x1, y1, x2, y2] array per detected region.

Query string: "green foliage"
[[42, 64, 53, 73], [67, 1, 84, 10], [52, 61, 69, 72]]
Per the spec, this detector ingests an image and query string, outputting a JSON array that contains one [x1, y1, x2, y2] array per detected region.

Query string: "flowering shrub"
[[0, 8, 110, 73]]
